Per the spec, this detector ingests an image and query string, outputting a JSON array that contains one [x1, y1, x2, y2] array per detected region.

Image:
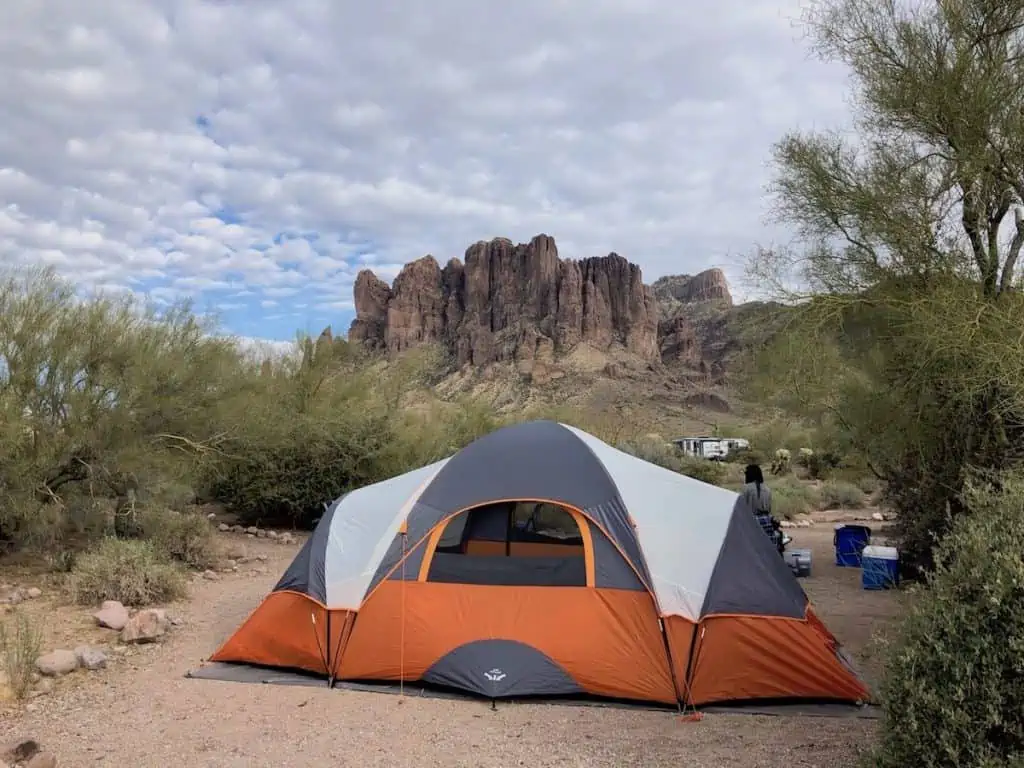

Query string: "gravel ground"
[[0, 524, 898, 767]]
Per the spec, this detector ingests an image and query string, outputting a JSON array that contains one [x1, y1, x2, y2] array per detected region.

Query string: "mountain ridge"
[[347, 233, 761, 387]]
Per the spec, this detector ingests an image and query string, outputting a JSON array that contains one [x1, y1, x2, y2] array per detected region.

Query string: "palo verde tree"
[[748, 0, 1024, 572]]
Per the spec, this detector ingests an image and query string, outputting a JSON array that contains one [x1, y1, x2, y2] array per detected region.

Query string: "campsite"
[[0, 442, 901, 767], [3, 0, 1024, 765]]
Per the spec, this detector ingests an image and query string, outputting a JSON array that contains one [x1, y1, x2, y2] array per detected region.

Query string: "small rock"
[[74, 645, 108, 671], [206, 512, 216, 520], [267, 530, 279, 540], [26, 752, 58, 768], [217, 523, 230, 532], [33, 678, 54, 696], [256, 528, 267, 538], [7, 591, 23, 606], [225, 560, 237, 569], [279, 533, 296, 545], [25, 587, 41, 599], [202, 570, 220, 581], [255, 554, 268, 562], [36, 650, 78, 677], [245, 526, 259, 535], [120, 609, 168, 644], [246, 533, 255, 539], [1, 738, 40, 763], [93, 600, 130, 631], [169, 616, 183, 627], [871, 511, 885, 522], [779, 520, 794, 528]]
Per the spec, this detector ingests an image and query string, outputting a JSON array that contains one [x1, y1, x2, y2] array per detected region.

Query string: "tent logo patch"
[[484, 668, 506, 682]]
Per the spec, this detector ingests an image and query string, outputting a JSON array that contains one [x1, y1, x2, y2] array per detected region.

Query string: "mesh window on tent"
[[427, 501, 586, 586]]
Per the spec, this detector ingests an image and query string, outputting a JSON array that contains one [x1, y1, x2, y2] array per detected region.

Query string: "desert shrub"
[[610, 438, 724, 487], [805, 450, 845, 480], [615, 438, 729, 486], [0, 267, 251, 552], [0, 613, 42, 700], [819, 480, 867, 510], [616, 437, 679, 470], [198, 337, 494, 527], [866, 475, 1024, 768], [68, 538, 186, 607], [724, 447, 766, 466], [770, 447, 793, 475], [201, 412, 398, 527], [770, 477, 821, 519], [677, 456, 728, 486], [746, 419, 815, 456], [136, 506, 218, 569]]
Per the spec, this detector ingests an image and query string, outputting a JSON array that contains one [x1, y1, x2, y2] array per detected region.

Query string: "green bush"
[[770, 478, 821, 519], [805, 450, 845, 480], [200, 409, 397, 527], [677, 456, 728, 486], [723, 447, 766, 466], [137, 506, 219, 569], [866, 474, 1024, 768], [69, 538, 187, 607], [819, 480, 867, 509]]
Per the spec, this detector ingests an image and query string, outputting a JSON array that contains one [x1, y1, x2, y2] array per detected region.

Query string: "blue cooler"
[[861, 545, 900, 590], [834, 524, 872, 567]]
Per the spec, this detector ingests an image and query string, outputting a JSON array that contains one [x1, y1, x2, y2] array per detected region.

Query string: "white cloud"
[[0, 0, 852, 342]]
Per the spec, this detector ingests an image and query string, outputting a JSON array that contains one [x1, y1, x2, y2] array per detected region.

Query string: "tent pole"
[[677, 623, 704, 721], [325, 610, 332, 686], [399, 531, 407, 700], [656, 617, 685, 714]]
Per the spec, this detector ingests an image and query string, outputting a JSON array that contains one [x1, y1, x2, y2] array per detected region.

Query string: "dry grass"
[[137, 507, 220, 570], [0, 612, 42, 701], [67, 538, 187, 607]]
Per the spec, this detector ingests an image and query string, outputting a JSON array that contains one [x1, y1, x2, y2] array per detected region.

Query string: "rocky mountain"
[[348, 234, 770, 386]]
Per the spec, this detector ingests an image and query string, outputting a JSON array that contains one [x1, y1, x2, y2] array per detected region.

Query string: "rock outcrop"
[[349, 235, 660, 367], [651, 269, 733, 309], [344, 234, 763, 384]]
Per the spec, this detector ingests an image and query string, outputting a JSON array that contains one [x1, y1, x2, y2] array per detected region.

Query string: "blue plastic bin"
[[834, 524, 872, 567], [861, 545, 900, 590]]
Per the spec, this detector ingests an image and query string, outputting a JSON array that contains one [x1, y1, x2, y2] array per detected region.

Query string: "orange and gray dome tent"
[[200, 420, 869, 708]]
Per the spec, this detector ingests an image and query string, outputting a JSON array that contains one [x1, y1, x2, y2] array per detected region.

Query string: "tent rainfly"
[[209, 420, 870, 707]]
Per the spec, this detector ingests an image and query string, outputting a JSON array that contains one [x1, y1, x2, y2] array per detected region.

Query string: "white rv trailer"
[[671, 436, 750, 461]]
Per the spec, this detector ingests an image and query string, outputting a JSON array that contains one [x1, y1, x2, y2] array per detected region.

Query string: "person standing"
[[742, 463, 783, 553]]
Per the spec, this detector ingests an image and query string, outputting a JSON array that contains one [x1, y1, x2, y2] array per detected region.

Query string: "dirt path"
[[0, 525, 898, 767]]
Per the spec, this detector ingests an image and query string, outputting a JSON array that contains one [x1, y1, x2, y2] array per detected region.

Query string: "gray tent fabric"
[[417, 421, 620, 512], [365, 422, 651, 596], [700, 497, 808, 618], [273, 493, 342, 603], [421, 639, 584, 698]]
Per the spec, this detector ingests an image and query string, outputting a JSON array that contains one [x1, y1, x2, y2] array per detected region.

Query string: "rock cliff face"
[[347, 233, 752, 382], [348, 234, 660, 367]]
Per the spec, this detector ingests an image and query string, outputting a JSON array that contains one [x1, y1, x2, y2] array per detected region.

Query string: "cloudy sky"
[[0, 0, 851, 343]]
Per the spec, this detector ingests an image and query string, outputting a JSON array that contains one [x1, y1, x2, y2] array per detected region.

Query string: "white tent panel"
[[562, 426, 738, 621], [324, 458, 449, 609]]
